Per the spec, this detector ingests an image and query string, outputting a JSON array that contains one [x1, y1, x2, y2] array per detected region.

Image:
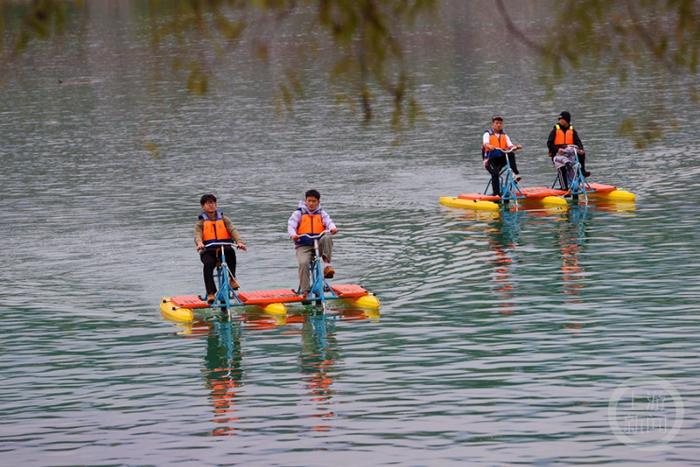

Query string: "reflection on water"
[[485, 210, 525, 316], [299, 312, 339, 433], [204, 318, 244, 437], [558, 206, 589, 299], [3, 1, 700, 463], [189, 308, 377, 437]]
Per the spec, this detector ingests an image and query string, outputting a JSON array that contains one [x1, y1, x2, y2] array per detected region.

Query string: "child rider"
[[194, 193, 247, 304], [287, 189, 338, 295]]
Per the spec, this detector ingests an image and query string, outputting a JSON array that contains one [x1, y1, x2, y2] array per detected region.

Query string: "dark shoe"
[[207, 293, 216, 304], [323, 266, 335, 279], [514, 175, 522, 183], [583, 170, 591, 177], [229, 276, 240, 290]]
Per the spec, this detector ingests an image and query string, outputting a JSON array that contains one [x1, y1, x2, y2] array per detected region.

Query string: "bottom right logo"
[[608, 376, 684, 451]]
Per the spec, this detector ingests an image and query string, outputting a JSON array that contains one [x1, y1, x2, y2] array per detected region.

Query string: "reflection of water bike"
[[205, 315, 243, 436], [201, 241, 246, 319], [484, 148, 525, 206], [553, 144, 591, 204], [298, 231, 338, 312]]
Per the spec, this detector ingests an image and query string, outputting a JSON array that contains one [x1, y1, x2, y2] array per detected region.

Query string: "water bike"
[[160, 238, 380, 323], [547, 145, 636, 204], [440, 148, 569, 211], [440, 147, 635, 212], [296, 231, 380, 312]]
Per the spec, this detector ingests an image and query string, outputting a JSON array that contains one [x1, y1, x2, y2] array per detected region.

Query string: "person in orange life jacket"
[[287, 189, 338, 295], [195, 193, 247, 304], [547, 111, 590, 184], [482, 116, 523, 197]]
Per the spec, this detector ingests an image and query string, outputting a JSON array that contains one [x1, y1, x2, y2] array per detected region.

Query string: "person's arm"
[[288, 210, 301, 240], [504, 135, 522, 151], [321, 210, 338, 234], [223, 216, 246, 250], [546, 128, 557, 157], [482, 131, 492, 152], [194, 220, 204, 251], [573, 130, 584, 153], [482, 132, 492, 168]]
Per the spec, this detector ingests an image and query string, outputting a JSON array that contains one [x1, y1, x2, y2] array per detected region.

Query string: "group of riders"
[[193, 111, 587, 301], [194, 190, 335, 304], [482, 111, 589, 196]]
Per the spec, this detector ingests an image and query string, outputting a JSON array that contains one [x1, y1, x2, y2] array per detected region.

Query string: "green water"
[[1, 2, 698, 465]]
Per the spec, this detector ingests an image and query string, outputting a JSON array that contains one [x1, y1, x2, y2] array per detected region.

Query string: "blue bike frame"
[[483, 149, 525, 206], [552, 145, 591, 204], [203, 241, 243, 319], [298, 231, 338, 312]]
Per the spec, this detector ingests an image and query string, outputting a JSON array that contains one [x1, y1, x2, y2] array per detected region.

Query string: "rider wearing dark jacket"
[[546, 111, 589, 177]]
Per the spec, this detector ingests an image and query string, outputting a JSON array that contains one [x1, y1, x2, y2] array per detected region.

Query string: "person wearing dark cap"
[[546, 111, 590, 180], [482, 116, 523, 197], [194, 193, 247, 304]]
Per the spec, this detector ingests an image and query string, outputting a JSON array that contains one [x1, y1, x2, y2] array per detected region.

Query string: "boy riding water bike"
[[287, 189, 337, 296], [195, 193, 247, 304]]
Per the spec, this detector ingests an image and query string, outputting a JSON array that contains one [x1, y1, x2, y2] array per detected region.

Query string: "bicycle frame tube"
[[566, 152, 591, 203], [209, 243, 242, 318], [308, 239, 325, 306], [553, 146, 590, 203], [302, 234, 337, 311], [498, 151, 524, 205]]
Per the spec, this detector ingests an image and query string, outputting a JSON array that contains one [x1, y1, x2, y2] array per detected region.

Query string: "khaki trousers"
[[295, 236, 333, 293]]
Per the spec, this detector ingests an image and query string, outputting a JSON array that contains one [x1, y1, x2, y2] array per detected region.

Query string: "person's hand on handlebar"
[[292, 229, 337, 241], [196, 240, 245, 251]]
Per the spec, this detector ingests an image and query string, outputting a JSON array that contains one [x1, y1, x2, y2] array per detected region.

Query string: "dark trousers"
[[485, 152, 519, 196], [200, 246, 237, 295], [578, 152, 587, 174]]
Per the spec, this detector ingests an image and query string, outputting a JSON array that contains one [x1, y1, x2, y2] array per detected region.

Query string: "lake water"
[[1, 2, 699, 465]]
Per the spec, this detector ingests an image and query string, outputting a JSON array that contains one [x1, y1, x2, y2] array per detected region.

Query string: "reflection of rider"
[[485, 211, 523, 314], [204, 317, 243, 436], [557, 207, 589, 297], [482, 116, 523, 196], [299, 313, 338, 432], [287, 189, 338, 294], [546, 111, 590, 184]]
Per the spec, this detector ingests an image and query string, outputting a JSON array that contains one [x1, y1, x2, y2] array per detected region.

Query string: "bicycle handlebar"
[[559, 144, 584, 154], [297, 231, 331, 240], [203, 241, 241, 248], [485, 146, 521, 156]]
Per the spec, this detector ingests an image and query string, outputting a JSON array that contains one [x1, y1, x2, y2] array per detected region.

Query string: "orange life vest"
[[296, 212, 325, 235], [488, 129, 508, 149], [554, 124, 574, 145], [200, 211, 232, 246]]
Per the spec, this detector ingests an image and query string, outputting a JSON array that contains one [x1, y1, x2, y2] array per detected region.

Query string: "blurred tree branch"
[[496, 0, 700, 147], [3, 0, 697, 145], [1, 0, 434, 131]]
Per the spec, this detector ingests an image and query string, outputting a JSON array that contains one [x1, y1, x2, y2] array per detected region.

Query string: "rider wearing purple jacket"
[[287, 189, 338, 295]]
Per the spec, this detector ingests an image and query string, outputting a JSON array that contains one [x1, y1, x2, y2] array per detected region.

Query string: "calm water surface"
[[1, 3, 699, 465]]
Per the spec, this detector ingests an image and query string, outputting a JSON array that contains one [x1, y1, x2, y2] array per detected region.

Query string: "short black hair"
[[492, 116, 504, 122], [305, 189, 321, 200], [200, 193, 217, 205]]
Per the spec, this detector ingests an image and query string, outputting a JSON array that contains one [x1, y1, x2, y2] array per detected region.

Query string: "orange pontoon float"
[[161, 283, 381, 323]]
